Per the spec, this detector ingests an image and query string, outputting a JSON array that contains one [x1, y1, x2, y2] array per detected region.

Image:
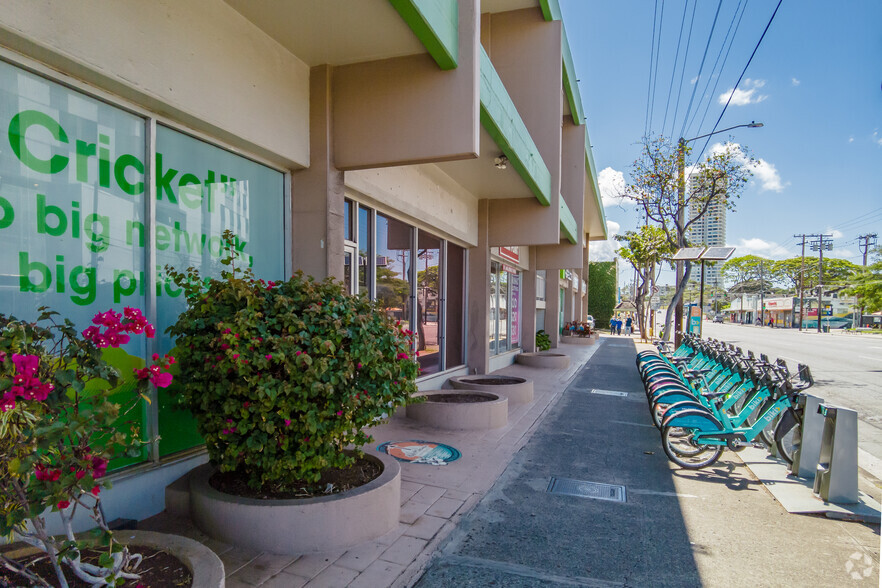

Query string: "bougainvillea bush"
[[0, 307, 173, 587], [166, 231, 420, 491]]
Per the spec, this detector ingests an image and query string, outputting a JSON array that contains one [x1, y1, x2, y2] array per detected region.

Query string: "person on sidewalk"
[[616, 318, 622, 336], [610, 316, 616, 335], [625, 316, 633, 336], [768, 317, 774, 328]]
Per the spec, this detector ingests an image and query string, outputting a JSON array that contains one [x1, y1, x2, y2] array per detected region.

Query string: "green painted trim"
[[539, 0, 563, 21], [389, 0, 458, 70], [561, 25, 585, 126], [559, 197, 578, 244], [585, 130, 608, 240], [479, 46, 552, 206], [539, 1, 585, 126]]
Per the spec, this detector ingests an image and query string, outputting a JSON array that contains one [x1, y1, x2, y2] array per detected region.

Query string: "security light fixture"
[[494, 155, 508, 170]]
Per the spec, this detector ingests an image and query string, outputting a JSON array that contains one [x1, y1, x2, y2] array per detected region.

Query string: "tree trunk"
[[661, 261, 692, 341]]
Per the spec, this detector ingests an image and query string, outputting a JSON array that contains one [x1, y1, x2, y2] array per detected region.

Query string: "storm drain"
[[546, 477, 627, 502], [590, 389, 629, 398]]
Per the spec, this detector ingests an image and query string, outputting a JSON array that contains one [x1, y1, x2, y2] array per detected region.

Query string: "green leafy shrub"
[[166, 231, 420, 490], [536, 330, 551, 351]]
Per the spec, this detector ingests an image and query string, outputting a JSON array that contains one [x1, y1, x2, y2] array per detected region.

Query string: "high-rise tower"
[[686, 171, 727, 287]]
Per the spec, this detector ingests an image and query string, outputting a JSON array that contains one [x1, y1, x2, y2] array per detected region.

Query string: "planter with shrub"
[[166, 232, 420, 553]]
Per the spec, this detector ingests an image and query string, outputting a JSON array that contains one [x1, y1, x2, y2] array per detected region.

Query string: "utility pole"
[[810, 234, 833, 333], [857, 233, 878, 328], [794, 234, 810, 331], [759, 259, 766, 326]]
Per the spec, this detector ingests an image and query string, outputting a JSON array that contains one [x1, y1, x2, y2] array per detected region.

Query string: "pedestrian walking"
[[625, 316, 633, 336], [768, 317, 774, 328], [616, 318, 622, 336], [609, 317, 615, 335]]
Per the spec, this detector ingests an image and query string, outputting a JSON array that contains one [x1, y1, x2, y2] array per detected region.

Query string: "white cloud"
[[718, 78, 768, 106], [589, 220, 621, 262], [826, 229, 844, 239], [848, 136, 854, 143], [728, 238, 791, 259], [791, 77, 800, 86], [690, 76, 698, 85], [597, 167, 630, 208], [873, 131, 882, 146], [708, 142, 787, 192]]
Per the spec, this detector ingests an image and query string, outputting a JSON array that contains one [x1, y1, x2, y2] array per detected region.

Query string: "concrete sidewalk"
[[141, 340, 603, 587], [413, 337, 881, 587]]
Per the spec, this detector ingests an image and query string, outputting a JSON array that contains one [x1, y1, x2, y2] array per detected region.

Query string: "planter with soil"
[[448, 375, 534, 404], [0, 530, 223, 588], [406, 390, 508, 430], [516, 352, 571, 369], [189, 450, 400, 555]]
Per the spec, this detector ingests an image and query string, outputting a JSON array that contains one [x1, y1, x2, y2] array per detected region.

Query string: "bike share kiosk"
[[789, 394, 825, 478], [814, 404, 859, 504]]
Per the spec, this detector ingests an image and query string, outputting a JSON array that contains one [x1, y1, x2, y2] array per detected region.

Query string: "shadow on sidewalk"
[[415, 337, 704, 587]]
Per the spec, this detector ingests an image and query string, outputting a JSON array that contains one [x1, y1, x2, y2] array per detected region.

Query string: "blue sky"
[[560, 0, 882, 285]]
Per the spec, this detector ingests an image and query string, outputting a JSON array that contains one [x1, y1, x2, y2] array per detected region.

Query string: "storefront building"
[[0, 0, 606, 528]]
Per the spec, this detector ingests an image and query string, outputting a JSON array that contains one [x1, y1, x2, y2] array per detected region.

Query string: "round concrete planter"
[[561, 335, 596, 345], [189, 452, 400, 555], [516, 352, 571, 369], [448, 375, 534, 404], [5, 531, 224, 588], [115, 530, 225, 588], [406, 390, 508, 430]]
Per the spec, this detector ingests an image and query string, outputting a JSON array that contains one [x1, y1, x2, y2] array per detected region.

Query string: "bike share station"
[[641, 246, 880, 523]]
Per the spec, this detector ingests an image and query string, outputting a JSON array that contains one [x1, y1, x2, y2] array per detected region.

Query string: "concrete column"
[[564, 278, 574, 325], [520, 250, 537, 352], [582, 238, 591, 321], [291, 65, 345, 281], [575, 269, 584, 321], [467, 200, 491, 374], [545, 272, 561, 348]]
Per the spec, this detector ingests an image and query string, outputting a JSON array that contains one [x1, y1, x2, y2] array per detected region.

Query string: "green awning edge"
[[389, 0, 458, 70]]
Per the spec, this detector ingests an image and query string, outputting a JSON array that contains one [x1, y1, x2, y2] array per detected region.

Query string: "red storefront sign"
[[499, 246, 519, 264]]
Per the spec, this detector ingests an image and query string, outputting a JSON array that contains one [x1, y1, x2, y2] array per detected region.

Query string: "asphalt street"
[[413, 337, 880, 586], [701, 322, 882, 479]]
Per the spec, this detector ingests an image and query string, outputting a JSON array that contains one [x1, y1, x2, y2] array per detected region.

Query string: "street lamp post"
[[673, 121, 763, 346]]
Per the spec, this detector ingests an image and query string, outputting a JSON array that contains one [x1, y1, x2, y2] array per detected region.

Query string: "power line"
[[647, 0, 666, 135], [693, 0, 783, 165], [678, 0, 724, 139], [690, 0, 748, 138], [644, 0, 660, 137], [662, 0, 694, 137]]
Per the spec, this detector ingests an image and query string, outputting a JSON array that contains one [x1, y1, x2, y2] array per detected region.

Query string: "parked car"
[[712, 314, 724, 323]]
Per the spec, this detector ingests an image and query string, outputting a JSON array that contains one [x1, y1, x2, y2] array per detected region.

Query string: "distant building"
[[686, 171, 727, 288]]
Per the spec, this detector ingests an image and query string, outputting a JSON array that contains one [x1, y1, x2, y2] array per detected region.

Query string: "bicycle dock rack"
[[789, 394, 825, 479], [814, 404, 858, 504]]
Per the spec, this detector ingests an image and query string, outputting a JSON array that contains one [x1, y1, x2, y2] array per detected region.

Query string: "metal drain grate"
[[546, 477, 627, 502], [590, 389, 629, 398]]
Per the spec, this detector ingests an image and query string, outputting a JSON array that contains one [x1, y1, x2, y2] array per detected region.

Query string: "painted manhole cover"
[[377, 440, 461, 466], [546, 477, 627, 502]]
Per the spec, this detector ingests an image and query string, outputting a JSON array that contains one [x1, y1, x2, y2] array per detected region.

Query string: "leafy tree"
[[622, 136, 754, 340], [722, 255, 775, 319], [586, 261, 616, 328], [773, 257, 817, 295], [616, 225, 675, 339], [843, 248, 882, 314]]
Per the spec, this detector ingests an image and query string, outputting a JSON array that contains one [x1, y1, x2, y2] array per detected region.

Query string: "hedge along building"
[[0, 0, 606, 529]]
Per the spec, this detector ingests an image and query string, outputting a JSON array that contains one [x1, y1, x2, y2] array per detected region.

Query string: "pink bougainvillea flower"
[[152, 372, 173, 388], [357, 363, 362, 369], [145, 324, 156, 337], [91, 486, 101, 495], [397, 353, 409, 360], [57, 500, 70, 510], [284, 419, 292, 427], [243, 401, 250, 408], [91, 457, 108, 479], [265, 354, 272, 360], [336, 410, 343, 416]]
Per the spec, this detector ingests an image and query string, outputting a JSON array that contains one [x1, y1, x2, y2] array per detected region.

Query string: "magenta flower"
[[265, 354, 272, 360], [284, 419, 292, 427]]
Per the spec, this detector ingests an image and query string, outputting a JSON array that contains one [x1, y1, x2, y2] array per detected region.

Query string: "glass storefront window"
[[489, 263, 498, 355], [445, 243, 466, 368], [498, 268, 509, 352], [417, 231, 441, 375], [358, 205, 371, 296], [0, 59, 287, 463], [376, 212, 412, 332]]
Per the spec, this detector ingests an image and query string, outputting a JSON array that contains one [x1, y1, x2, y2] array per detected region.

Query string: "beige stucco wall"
[[0, 0, 310, 168], [345, 165, 479, 247], [482, 8, 563, 247], [332, 0, 480, 170]]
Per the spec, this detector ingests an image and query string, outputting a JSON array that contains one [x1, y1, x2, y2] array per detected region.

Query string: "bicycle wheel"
[[662, 426, 723, 469], [775, 408, 803, 465]]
